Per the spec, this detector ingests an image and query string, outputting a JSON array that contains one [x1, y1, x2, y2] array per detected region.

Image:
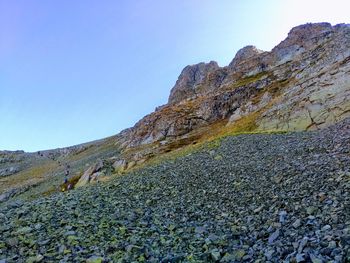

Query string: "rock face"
[[258, 23, 350, 130], [118, 22, 350, 165], [228, 45, 265, 70], [168, 61, 220, 104]]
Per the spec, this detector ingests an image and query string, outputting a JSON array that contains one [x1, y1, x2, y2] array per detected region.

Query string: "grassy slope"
[[0, 136, 122, 203]]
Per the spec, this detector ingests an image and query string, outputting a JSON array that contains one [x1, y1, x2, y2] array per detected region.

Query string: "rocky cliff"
[[115, 22, 350, 166]]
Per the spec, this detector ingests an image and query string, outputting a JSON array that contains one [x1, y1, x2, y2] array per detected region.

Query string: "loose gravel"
[[0, 118, 349, 262]]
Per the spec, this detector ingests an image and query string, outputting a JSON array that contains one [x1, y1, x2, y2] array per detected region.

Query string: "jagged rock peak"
[[229, 45, 265, 68], [168, 61, 219, 104], [275, 22, 333, 50]]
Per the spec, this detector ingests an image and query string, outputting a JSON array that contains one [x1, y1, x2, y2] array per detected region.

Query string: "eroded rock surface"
[[120, 22, 350, 163], [168, 61, 220, 104]]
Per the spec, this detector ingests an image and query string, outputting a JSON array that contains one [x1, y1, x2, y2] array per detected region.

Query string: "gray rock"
[[310, 253, 324, 263], [229, 45, 265, 70], [268, 229, 280, 244], [298, 237, 308, 253], [279, 210, 287, 223], [296, 253, 305, 262], [210, 249, 221, 261], [168, 61, 219, 104], [321, 225, 331, 231], [292, 219, 302, 228]]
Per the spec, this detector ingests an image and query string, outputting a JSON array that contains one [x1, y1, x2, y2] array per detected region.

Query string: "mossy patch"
[[228, 71, 269, 90]]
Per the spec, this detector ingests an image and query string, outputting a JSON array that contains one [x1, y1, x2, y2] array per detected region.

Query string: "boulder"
[[75, 159, 113, 188], [112, 159, 127, 173]]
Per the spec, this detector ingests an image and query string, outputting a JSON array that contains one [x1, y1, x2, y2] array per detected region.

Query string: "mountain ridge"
[[0, 22, 349, 201], [115, 22, 350, 166], [1, 21, 350, 262]]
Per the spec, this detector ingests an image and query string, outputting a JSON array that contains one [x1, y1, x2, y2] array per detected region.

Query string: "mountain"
[[0, 22, 350, 262], [1, 22, 350, 199], [115, 22, 350, 168]]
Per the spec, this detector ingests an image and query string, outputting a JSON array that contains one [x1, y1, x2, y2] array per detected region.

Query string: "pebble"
[[210, 249, 221, 261], [306, 206, 317, 215], [321, 225, 331, 231], [328, 240, 337, 249], [298, 237, 308, 253], [279, 210, 287, 223], [268, 229, 280, 244], [233, 249, 246, 260], [296, 253, 305, 262], [292, 219, 302, 228], [309, 253, 323, 263]]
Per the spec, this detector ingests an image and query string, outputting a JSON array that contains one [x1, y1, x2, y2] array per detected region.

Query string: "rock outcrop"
[[75, 159, 114, 188], [119, 22, 350, 165], [168, 61, 220, 104], [228, 45, 265, 72], [0, 167, 19, 177]]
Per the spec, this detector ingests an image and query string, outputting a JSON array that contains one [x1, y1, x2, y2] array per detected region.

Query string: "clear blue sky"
[[0, 0, 348, 152]]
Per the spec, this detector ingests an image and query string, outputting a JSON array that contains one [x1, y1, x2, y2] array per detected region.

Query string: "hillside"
[[1, 22, 349, 203], [0, 117, 349, 262], [0, 22, 350, 262]]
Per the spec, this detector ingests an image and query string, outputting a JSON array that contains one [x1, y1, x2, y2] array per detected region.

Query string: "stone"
[[194, 226, 206, 234], [86, 256, 104, 263], [228, 108, 244, 123], [268, 229, 280, 244], [306, 206, 317, 215], [112, 159, 127, 173], [17, 227, 33, 234], [328, 240, 337, 249], [321, 225, 331, 231], [75, 159, 105, 187], [26, 254, 44, 263], [127, 161, 136, 169], [298, 237, 308, 253], [6, 238, 18, 247], [210, 249, 221, 261], [220, 253, 235, 263], [253, 205, 264, 213], [310, 254, 323, 263], [0, 167, 19, 177], [232, 249, 246, 260], [292, 219, 302, 228], [296, 253, 305, 263], [279, 210, 287, 223]]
